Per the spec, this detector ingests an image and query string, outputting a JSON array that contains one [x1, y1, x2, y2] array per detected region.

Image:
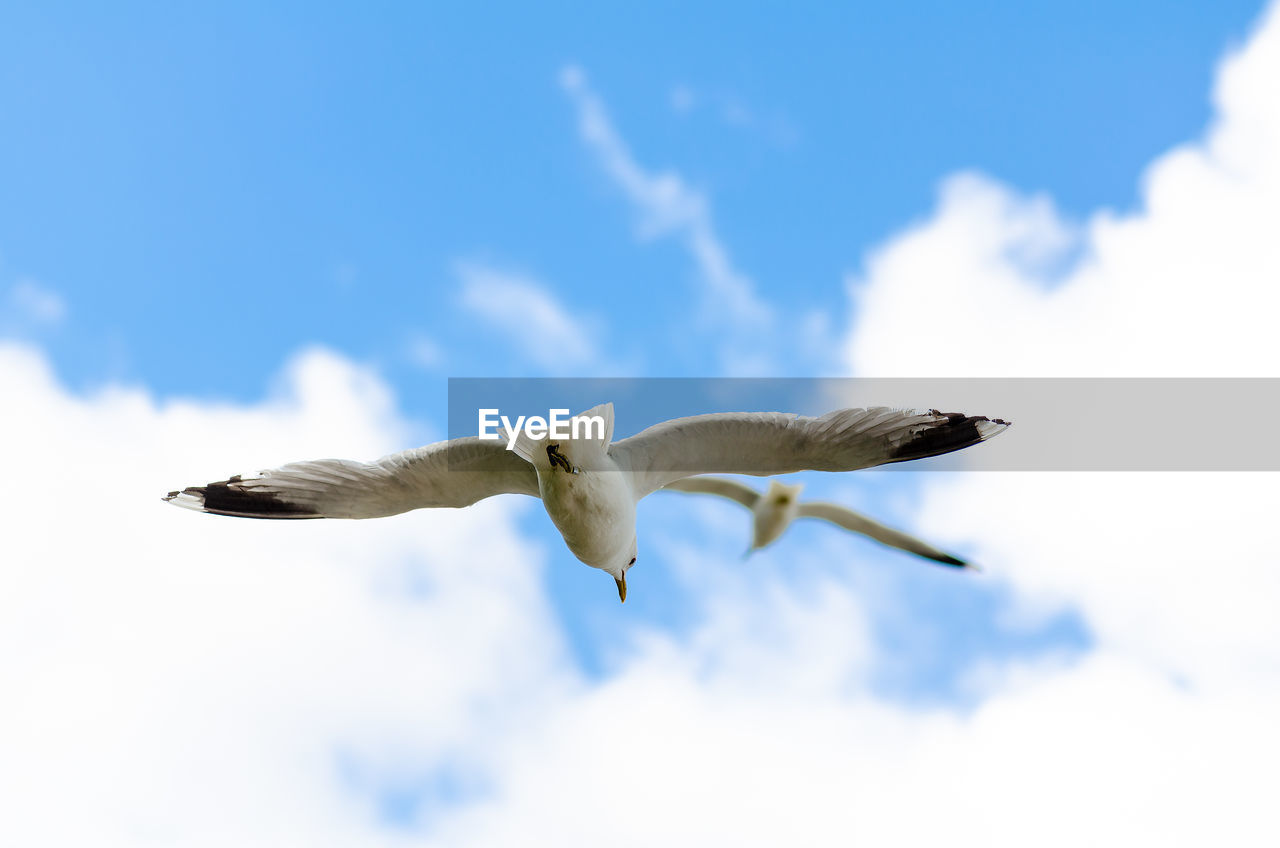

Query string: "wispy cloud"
[[667, 82, 801, 147], [456, 261, 601, 373], [404, 332, 445, 370], [669, 83, 697, 114], [7, 278, 66, 325], [559, 66, 775, 343]]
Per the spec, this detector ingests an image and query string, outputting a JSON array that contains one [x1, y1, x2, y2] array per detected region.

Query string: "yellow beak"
[[615, 573, 627, 603]]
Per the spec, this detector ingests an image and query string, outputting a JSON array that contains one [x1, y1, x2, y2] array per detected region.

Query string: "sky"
[[2, 1, 1279, 845]]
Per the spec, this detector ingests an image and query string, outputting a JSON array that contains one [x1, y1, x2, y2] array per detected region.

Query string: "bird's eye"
[[628, 557, 636, 566]]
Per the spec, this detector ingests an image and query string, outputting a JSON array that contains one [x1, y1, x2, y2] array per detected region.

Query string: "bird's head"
[[604, 537, 638, 603], [766, 479, 805, 506]]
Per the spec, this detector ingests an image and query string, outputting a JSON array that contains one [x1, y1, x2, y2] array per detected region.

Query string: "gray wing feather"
[[661, 476, 762, 508], [796, 501, 967, 568], [164, 437, 539, 519], [611, 407, 1008, 498]]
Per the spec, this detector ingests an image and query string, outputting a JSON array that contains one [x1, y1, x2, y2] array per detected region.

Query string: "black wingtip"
[[205, 479, 321, 518], [889, 410, 1010, 464], [929, 552, 969, 568], [162, 479, 321, 519]]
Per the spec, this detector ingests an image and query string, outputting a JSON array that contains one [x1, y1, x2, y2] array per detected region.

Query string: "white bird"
[[165, 404, 1008, 601], [662, 476, 971, 568]]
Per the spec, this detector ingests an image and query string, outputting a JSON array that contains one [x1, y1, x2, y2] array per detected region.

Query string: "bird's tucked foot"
[[546, 443, 576, 474]]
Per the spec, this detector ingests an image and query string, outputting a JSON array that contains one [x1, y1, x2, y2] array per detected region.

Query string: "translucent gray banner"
[[447, 378, 1280, 471]]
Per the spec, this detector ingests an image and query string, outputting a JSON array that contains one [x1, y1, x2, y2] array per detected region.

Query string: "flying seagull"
[[662, 476, 970, 568], [164, 404, 1008, 601]]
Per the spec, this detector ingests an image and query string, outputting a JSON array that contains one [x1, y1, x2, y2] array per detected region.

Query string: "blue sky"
[[0, 0, 1262, 394], [0, 0, 1260, 703], [3, 2, 1279, 843]]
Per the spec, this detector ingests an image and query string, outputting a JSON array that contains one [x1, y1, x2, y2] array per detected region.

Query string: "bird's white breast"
[[538, 463, 636, 568], [752, 498, 799, 548]]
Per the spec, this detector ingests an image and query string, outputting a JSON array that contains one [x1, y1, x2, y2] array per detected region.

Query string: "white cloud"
[[5, 231, 1280, 848], [0, 341, 571, 846], [838, 1, 1280, 681], [844, 6, 1280, 378], [821, 1, 1280, 840], [433, 652, 1277, 847], [7, 277, 66, 325], [455, 261, 601, 373], [560, 66, 776, 370]]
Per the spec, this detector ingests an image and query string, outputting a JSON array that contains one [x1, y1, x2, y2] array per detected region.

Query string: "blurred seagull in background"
[[165, 404, 1007, 601], [663, 476, 972, 568]]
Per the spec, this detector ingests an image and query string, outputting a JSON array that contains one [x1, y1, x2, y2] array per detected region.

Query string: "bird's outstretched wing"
[[796, 501, 967, 568], [611, 407, 1009, 498], [661, 476, 761, 508], [164, 438, 539, 519]]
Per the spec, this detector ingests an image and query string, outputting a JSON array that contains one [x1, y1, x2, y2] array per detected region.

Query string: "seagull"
[[164, 404, 1008, 601], [662, 476, 971, 568]]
